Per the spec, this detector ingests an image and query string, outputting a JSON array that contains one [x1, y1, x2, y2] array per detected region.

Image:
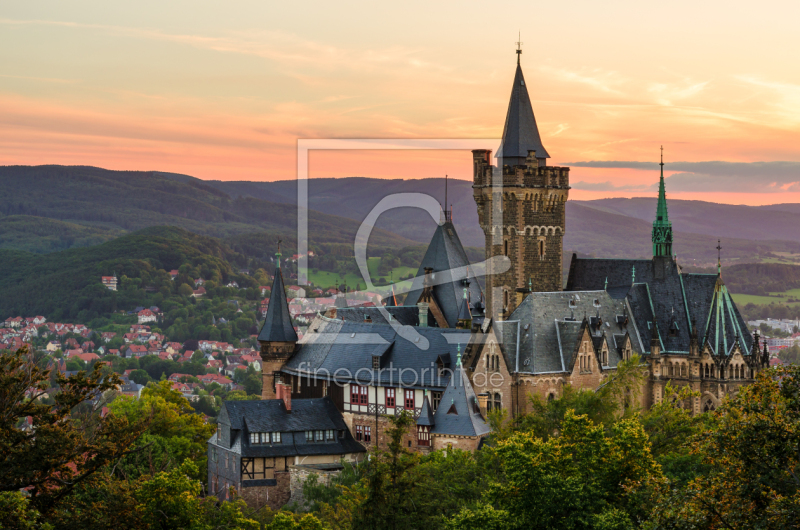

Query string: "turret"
[[257, 243, 298, 400], [472, 48, 570, 319]]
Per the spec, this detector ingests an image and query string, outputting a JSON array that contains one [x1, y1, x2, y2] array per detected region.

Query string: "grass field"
[[306, 257, 418, 292], [731, 288, 800, 307]]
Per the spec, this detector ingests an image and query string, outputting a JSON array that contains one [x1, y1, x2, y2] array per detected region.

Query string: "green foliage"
[[0, 491, 53, 530], [107, 381, 215, 482], [454, 411, 663, 530], [0, 347, 146, 515], [650, 366, 800, 528], [135, 460, 258, 530]]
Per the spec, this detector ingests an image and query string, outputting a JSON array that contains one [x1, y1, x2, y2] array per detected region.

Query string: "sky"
[[2, 1, 800, 204]]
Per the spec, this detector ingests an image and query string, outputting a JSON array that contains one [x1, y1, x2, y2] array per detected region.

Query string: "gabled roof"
[[495, 290, 642, 374], [216, 397, 366, 458], [257, 267, 297, 343], [431, 360, 490, 438], [496, 61, 550, 162], [404, 221, 483, 328], [566, 255, 753, 356]]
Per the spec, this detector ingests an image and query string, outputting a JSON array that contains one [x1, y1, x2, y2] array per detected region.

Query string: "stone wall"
[[237, 471, 291, 511], [288, 466, 341, 510]]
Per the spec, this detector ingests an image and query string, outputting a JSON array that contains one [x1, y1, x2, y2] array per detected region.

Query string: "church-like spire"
[[257, 244, 298, 343], [652, 146, 673, 258], [496, 46, 550, 166]]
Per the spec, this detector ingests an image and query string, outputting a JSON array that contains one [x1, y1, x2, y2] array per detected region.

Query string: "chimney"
[[276, 378, 291, 412], [477, 393, 489, 419], [417, 302, 429, 327]]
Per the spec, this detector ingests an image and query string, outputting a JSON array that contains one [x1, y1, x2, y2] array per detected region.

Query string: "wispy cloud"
[[568, 160, 800, 193]]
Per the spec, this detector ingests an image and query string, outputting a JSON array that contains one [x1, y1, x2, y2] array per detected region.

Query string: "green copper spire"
[[652, 146, 673, 258], [456, 344, 462, 367], [275, 239, 282, 268]]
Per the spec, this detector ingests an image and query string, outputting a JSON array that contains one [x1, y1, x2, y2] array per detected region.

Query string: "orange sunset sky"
[[2, 1, 800, 204]]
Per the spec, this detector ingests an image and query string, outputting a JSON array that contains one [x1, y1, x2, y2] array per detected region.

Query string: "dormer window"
[[372, 356, 380, 370]]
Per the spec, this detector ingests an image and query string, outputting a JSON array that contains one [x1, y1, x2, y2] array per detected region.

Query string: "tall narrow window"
[[385, 388, 396, 408], [315, 430, 324, 442], [360, 385, 368, 405], [417, 425, 430, 446], [404, 389, 415, 410], [326, 430, 334, 441], [503, 240, 508, 256], [494, 393, 502, 411], [504, 291, 508, 308], [364, 426, 372, 443], [305, 431, 313, 442], [350, 385, 360, 405], [355, 425, 363, 441], [538, 239, 545, 258]]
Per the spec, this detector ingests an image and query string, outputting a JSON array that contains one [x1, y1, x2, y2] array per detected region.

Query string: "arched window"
[[494, 393, 502, 411], [547, 393, 555, 402], [538, 240, 545, 259], [504, 240, 509, 256], [703, 399, 716, 413]]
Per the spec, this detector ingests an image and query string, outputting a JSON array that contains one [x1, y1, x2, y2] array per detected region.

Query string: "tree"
[[128, 369, 151, 385], [650, 366, 800, 528], [0, 347, 145, 515], [178, 284, 193, 297], [449, 411, 663, 530], [108, 381, 215, 482], [135, 460, 258, 530], [351, 411, 419, 530]]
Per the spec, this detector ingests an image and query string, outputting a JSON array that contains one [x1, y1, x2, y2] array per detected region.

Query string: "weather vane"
[[516, 32, 523, 63], [660, 145, 664, 167]]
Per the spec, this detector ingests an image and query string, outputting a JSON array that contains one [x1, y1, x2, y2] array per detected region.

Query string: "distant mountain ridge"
[[1, 166, 798, 266], [195, 175, 800, 263], [0, 165, 415, 253]]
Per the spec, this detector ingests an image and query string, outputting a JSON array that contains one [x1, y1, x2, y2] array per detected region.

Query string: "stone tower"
[[473, 51, 570, 319], [257, 247, 297, 400]]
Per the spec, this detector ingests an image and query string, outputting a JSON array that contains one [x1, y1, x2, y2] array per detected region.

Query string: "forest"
[[3, 347, 799, 529]]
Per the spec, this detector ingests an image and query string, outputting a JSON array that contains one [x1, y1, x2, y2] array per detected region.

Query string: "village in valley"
[[6, 3, 800, 527]]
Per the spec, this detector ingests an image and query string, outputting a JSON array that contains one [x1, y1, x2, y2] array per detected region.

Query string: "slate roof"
[[404, 221, 484, 328], [431, 360, 490, 438], [335, 306, 423, 327], [257, 267, 297, 343], [283, 316, 472, 389], [494, 290, 644, 374], [495, 61, 550, 163], [215, 397, 366, 458], [566, 255, 753, 356], [417, 393, 435, 427]]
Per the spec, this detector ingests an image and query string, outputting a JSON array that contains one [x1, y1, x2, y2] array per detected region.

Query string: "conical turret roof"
[[496, 61, 550, 163], [257, 265, 297, 343]]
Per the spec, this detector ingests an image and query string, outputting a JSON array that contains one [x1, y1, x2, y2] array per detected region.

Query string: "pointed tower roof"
[[417, 392, 435, 427], [496, 53, 550, 164], [652, 147, 673, 258], [257, 248, 297, 343], [404, 221, 483, 327], [431, 346, 490, 437], [457, 282, 472, 322]]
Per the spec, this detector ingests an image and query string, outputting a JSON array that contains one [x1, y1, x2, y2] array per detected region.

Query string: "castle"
[[209, 49, 771, 506]]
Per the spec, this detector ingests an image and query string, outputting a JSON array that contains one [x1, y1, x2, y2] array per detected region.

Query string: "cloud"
[[567, 160, 800, 193], [571, 180, 654, 192]]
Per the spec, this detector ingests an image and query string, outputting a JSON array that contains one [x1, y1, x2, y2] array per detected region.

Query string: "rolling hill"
[[0, 165, 415, 253], [197, 175, 800, 264]]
